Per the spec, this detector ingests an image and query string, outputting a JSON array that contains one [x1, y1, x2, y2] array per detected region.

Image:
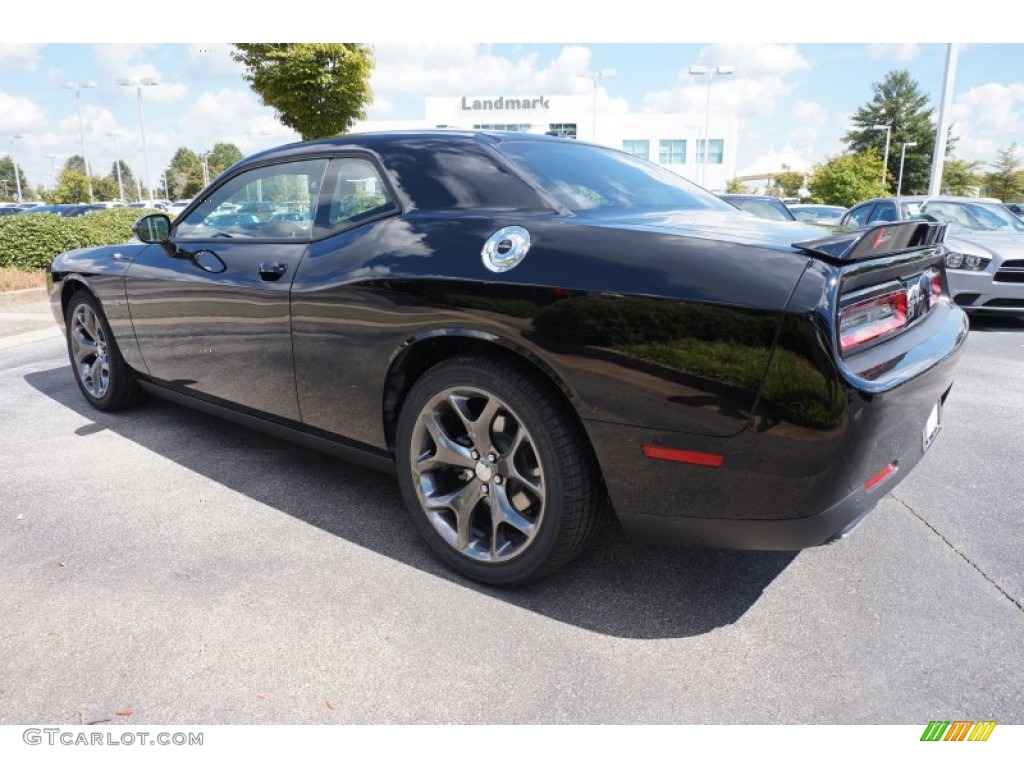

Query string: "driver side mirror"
[[132, 213, 171, 244]]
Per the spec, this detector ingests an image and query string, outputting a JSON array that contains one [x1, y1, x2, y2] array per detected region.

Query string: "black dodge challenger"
[[49, 131, 968, 585]]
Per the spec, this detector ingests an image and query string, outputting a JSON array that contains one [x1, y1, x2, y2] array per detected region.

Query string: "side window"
[[316, 157, 397, 236], [846, 204, 874, 228], [867, 202, 898, 223], [176, 158, 328, 240]]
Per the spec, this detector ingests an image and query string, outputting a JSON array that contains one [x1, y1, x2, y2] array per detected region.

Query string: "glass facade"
[[622, 140, 650, 160], [659, 140, 687, 164], [696, 139, 725, 164]]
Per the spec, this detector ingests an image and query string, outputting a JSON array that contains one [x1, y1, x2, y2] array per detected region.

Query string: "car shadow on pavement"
[[26, 365, 797, 640]]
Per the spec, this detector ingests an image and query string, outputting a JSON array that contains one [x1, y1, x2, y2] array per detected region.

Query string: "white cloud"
[[868, 44, 920, 62], [0, 90, 47, 132], [785, 99, 828, 153], [371, 44, 621, 103], [90, 44, 190, 103], [950, 81, 1024, 161], [642, 44, 811, 120], [185, 44, 245, 80], [174, 88, 300, 156], [0, 44, 41, 72]]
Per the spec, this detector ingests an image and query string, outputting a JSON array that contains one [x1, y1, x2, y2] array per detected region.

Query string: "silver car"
[[841, 196, 1024, 313]]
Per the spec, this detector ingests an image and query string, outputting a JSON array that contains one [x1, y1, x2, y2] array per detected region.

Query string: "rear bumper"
[[584, 297, 966, 550], [616, 398, 941, 550]]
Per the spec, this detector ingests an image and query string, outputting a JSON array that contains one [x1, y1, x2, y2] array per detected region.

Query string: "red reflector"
[[840, 290, 908, 352], [930, 272, 942, 306], [642, 445, 724, 467], [864, 462, 897, 490]]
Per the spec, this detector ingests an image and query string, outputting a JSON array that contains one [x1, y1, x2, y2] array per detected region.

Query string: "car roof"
[[238, 129, 576, 166]]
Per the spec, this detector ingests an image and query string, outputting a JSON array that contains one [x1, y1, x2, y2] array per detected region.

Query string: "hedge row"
[[0, 208, 162, 270]]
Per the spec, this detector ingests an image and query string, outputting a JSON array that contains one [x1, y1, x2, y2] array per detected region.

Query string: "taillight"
[[930, 271, 942, 306], [839, 286, 908, 353]]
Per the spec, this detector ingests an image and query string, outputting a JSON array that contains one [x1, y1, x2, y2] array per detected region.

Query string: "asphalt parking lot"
[[1, 305, 1021, 725]]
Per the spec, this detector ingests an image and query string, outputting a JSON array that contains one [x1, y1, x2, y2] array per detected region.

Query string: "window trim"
[[313, 154, 402, 239], [171, 157, 329, 244], [170, 152, 403, 245]]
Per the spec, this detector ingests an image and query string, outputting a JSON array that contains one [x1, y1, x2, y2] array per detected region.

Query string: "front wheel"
[[395, 356, 603, 585], [65, 291, 142, 411]]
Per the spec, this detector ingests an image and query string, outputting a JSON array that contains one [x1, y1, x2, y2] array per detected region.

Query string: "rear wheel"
[[395, 356, 602, 585], [65, 291, 142, 411]]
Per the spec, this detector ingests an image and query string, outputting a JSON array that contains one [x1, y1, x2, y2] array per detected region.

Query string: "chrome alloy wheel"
[[70, 303, 111, 399], [409, 386, 546, 562]]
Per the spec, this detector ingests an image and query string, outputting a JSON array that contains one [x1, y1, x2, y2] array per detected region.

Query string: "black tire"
[[65, 290, 142, 412], [395, 355, 603, 585]]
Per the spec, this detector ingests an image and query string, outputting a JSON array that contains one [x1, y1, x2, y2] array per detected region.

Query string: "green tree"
[[724, 177, 745, 194], [774, 168, 805, 198], [940, 158, 984, 196], [111, 159, 135, 190], [93, 175, 120, 201], [206, 142, 244, 176], [807, 151, 888, 208], [167, 147, 205, 198], [0, 156, 29, 201], [52, 168, 92, 203], [63, 155, 87, 174], [983, 144, 1024, 200], [232, 43, 374, 140], [844, 69, 949, 196]]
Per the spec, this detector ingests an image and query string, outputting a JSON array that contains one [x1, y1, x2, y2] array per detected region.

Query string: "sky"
[[2, 7, 1022, 198]]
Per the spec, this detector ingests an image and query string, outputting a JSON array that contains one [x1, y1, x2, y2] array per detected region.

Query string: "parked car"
[[166, 199, 193, 218], [0, 207, 23, 217], [788, 204, 847, 226], [49, 131, 966, 585], [1003, 202, 1024, 218], [21, 204, 105, 217], [718, 194, 798, 222], [841, 196, 1024, 313]]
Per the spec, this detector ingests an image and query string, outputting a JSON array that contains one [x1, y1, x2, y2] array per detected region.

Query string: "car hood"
[[582, 209, 831, 251], [945, 230, 1024, 259]]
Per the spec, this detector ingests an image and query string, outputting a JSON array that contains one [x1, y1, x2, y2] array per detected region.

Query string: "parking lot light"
[[118, 77, 160, 203], [897, 141, 918, 198], [62, 81, 97, 202], [871, 123, 892, 187]]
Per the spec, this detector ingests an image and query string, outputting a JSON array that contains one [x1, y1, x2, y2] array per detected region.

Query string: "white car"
[[165, 199, 193, 219]]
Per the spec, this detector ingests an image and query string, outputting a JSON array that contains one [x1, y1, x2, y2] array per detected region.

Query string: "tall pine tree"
[[844, 70, 949, 196]]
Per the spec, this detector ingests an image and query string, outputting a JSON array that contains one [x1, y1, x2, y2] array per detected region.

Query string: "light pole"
[[200, 151, 210, 187], [897, 141, 918, 198], [161, 167, 170, 200], [108, 132, 125, 201], [871, 123, 892, 189], [578, 69, 616, 142], [689, 64, 735, 187], [118, 77, 159, 203], [10, 134, 24, 203], [63, 81, 96, 202], [46, 154, 63, 190]]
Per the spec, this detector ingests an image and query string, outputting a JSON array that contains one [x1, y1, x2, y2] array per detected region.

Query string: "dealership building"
[[354, 94, 739, 192]]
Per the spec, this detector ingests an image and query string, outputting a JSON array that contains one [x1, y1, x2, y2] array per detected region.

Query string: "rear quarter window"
[[377, 140, 546, 212]]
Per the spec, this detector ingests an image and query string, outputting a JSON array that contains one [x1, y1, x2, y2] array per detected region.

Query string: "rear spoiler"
[[793, 220, 947, 262]]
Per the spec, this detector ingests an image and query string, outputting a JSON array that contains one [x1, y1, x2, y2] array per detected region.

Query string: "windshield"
[[497, 140, 732, 214], [913, 200, 1024, 233], [726, 197, 796, 222]]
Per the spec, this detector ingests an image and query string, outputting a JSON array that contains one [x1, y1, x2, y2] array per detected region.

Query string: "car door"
[[125, 158, 328, 421]]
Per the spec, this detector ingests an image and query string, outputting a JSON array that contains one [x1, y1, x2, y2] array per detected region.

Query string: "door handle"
[[258, 262, 288, 281]]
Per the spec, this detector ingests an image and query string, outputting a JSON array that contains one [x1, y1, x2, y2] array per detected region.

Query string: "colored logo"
[[920, 720, 996, 741]]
